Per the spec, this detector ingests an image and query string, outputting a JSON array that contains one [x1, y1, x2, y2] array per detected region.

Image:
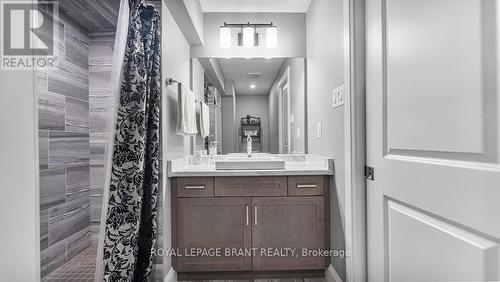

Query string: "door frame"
[[278, 66, 291, 154], [342, 0, 366, 281]]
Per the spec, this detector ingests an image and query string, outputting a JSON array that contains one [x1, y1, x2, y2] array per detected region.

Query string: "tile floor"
[[42, 245, 97, 281], [42, 246, 326, 282], [180, 279, 325, 282]]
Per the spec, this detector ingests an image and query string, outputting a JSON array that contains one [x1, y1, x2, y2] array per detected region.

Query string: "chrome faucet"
[[246, 134, 252, 157]]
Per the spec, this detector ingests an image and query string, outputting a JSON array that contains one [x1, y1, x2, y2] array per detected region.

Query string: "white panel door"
[[366, 0, 500, 281]]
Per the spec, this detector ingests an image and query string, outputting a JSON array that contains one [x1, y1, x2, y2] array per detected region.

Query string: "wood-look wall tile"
[[41, 239, 66, 277], [48, 60, 88, 101], [40, 209, 49, 250], [91, 224, 100, 244], [90, 96, 112, 133], [89, 66, 112, 89], [48, 131, 89, 167], [66, 227, 91, 259], [38, 90, 66, 131], [59, 0, 119, 33], [35, 9, 65, 56], [90, 194, 103, 224], [89, 35, 114, 66], [90, 164, 105, 193], [37, 71, 48, 91], [40, 168, 66, 210], [66, 165, 90, 200], [66, 97, 89, 133], [65, 35, 89, 70], [48, 197, 90, 245], [39, 130, 49, 170], [90, 140, 105, 166], [48, 75, 88, 102]]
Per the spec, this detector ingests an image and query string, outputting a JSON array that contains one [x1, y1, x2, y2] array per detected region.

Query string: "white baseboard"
[[164, 267, 177, 282], [325, 264, 343, 282], [165, 265, 339, 282]]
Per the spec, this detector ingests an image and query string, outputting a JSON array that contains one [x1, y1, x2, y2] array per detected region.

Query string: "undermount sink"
[[215, 154, 285, 170]]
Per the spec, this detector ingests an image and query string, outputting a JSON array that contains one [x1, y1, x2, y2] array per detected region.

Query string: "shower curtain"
[[95, 0, 161, 280]]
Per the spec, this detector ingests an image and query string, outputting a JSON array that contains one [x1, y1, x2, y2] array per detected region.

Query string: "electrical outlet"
[[332, 85, 345, 108], [317, 122, 322, 139]]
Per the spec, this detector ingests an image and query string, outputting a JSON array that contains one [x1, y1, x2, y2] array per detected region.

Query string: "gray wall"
[[192, 58, 207, 152], [221, 95, 236, 154], [307, 0, 346, 279], [38, 12, 91, 278], [236, 95, 269, 153], [162, 4, 192, 160], [192, 12, 306, 58], [0, 0, 39, 278], [89, 33, 115, 244], [268, 58, 306, 154], [161, 2, 198, 279]]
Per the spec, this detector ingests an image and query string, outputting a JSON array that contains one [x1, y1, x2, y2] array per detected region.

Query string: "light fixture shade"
[[220, 26, 231, 48], [266, 26, 277, 48], [243, 26, 254, 48]]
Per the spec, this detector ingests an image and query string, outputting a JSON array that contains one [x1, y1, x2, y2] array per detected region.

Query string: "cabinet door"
[[176, 197, 252, 272], [252, 197, 326, 270]]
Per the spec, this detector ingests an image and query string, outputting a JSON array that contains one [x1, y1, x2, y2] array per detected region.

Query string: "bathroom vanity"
[[168, 155, 334, 278]]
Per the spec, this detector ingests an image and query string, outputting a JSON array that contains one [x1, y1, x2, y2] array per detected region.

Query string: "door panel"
[[176, 197, 252, 272], [387, 200, 499, 281], [367, 0, 500, 281], [251, 197, 326, 270], [385, 0, 497, 158]]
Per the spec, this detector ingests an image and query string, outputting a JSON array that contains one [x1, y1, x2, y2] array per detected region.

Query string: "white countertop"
[[167, 154, 334, 177]]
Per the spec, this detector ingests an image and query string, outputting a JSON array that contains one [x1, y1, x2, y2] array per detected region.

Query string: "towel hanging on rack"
[[176, 83, 198, 135], [199, 101, 210, 138]]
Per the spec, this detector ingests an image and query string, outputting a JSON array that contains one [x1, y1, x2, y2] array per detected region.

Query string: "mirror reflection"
[[198, 58, 306, 155]]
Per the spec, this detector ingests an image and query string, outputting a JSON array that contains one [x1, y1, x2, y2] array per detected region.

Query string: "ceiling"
[[218, 58, 285, 95], [199, 0, 312, 13], [59, 0, 120, 32]]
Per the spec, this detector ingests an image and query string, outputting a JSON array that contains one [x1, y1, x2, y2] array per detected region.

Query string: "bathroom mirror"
[[195, 57, 306, 155]]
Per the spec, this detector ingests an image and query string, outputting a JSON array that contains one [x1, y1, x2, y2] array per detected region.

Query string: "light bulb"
[[266, 26, 277, 48], [220, 26, 231, 48], [243, 26, 254, 48]]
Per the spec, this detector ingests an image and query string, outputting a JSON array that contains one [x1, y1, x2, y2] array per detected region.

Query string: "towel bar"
[[165, 78, 180, 86]]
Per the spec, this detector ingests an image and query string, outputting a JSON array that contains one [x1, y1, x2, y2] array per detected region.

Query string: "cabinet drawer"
[[288, 176, 325, 196], [175, 177, 214, 198], [215, 176, 287, 197]]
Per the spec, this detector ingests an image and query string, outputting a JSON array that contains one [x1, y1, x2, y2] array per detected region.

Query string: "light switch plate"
[[296, 127, 300, 139], [317, 122, 322, 139], [332, 85, 345, 108]]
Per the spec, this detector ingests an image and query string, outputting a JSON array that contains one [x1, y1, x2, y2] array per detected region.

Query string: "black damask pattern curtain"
[[102, 0, 161, 280]]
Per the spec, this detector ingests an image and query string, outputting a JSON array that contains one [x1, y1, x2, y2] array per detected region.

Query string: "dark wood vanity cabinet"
[[175, 197, 252, 271], [172, 176, 330, 273], [251, 196, 325, 271]]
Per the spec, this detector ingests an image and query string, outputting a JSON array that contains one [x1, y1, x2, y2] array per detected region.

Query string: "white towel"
[[199, 102, 210, 138], [176, 83, 198, 135]]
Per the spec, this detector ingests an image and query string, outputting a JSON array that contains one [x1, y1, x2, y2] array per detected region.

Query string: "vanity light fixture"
[[220, 26, 231, 48], [242, 25, 254, 48], [266, 26, 278, 48], [220, 22, 277, 48]]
